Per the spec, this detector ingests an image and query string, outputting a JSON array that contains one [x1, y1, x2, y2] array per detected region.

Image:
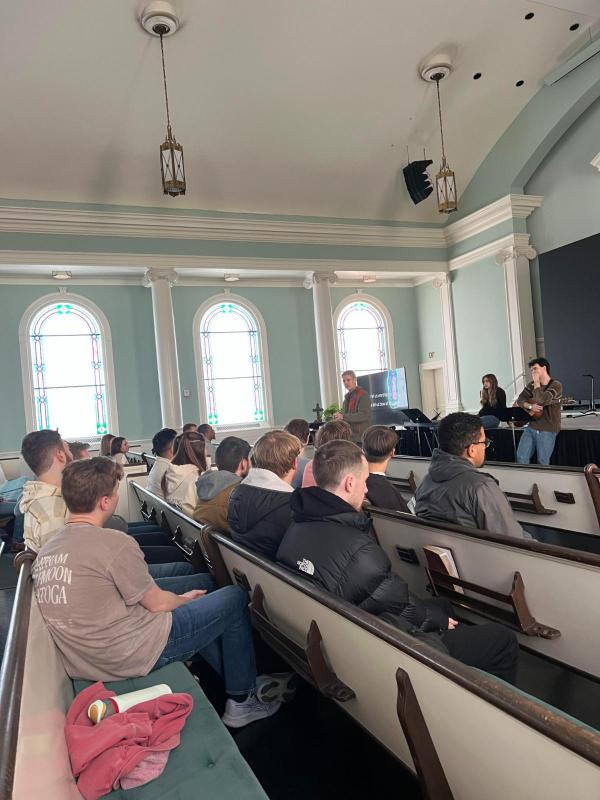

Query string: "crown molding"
[[444, 194, 543, 246], [448, 233, 533, 272], [591, 152, 600, 172]]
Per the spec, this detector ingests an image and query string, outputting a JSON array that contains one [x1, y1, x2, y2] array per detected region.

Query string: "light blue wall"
[[415, 282, 444, 365], [171, 286, 320, 427], [451, 258, 512, 411], [0, 285, 161, 451], [330, 287, 422, 409]]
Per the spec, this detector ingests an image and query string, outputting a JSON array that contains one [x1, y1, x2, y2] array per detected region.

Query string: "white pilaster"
[[144, 268, 183, 430], [495, 244, 537, 397], [308, 271, 339, 407], [432, 275, 462, 413]]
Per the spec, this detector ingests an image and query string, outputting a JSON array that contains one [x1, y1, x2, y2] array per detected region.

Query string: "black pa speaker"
[[403, 159, 433, 205]]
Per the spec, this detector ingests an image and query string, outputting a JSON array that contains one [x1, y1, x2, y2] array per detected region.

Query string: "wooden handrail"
[[584, 464, 600, 529]]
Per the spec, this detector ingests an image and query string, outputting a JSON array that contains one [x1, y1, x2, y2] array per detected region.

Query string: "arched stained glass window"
[[198, 300, 269, 428], [336, 299, 390, 379], [26, 300, 112, 438]]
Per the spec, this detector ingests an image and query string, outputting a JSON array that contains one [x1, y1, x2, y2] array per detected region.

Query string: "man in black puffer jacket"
[[228, 430, 301, 559], [277, 440, 518, 683]]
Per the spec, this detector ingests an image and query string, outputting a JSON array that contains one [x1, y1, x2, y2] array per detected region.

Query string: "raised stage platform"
[[395, 413, 600, 468]]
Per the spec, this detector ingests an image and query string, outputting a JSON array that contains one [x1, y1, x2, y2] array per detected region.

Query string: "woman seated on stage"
[[478, 374, 507, 430]]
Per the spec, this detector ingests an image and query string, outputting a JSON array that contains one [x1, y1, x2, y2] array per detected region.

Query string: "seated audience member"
[[229, 430, 301, 558], [163, 431, 208, 516], [415, 413, 527, 539], [277, 440, 518, 683], [110, 436, 129, 465], [32, 457, 292, 727], [194, 436, 250, 531], [100, 433, 115, 457], [182, 422, 198, 434], [69, 442, 91, 460], [146, 427, 177, 497], [479, 373, 507, 430], [362, 426, 410, 513], [302, 419, 352, 488], [197, 423, 217, 458], [284, 419, 311, 488]]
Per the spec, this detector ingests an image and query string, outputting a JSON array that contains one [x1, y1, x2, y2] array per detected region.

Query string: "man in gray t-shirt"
[[33, 457, 295, 728]]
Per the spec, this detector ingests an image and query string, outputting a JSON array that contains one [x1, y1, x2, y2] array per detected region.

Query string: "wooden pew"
[[387, 455, 600, 536], [369, 507, 600, 678], [127, 482, 600, 799]]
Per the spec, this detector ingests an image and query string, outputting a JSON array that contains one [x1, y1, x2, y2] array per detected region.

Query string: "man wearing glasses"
[[415, 413, 526, 538]]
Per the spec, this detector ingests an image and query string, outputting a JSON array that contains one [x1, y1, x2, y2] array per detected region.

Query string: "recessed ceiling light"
[[52, 270, 72, 280], [525, 12, 534, 19], [473, 72, 482, 80], [515, 80, 525, 87], [224, 273, 240, 282], [570, 23, 580, 31], [362, 275, 377, 284]]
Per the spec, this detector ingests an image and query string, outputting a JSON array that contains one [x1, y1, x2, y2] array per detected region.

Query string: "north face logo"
[[297, 558, 315, 576]]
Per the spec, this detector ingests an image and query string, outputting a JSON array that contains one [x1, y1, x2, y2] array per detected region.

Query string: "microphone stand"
[[582, 374, 599, 416]]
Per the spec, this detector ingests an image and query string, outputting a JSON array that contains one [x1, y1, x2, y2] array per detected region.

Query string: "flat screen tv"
[[357, 368, 409, 425]]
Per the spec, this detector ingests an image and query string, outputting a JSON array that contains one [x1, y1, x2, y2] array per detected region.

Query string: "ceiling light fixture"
[[141, 2, 186, 197], [224, 273, 240, 282], [52, 270, 72, 281], [420, 57, 457, 214]]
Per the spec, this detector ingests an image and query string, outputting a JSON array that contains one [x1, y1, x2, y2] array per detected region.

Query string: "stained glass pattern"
[[29, 303, 109, 437], [199, 302, 267, 427], [336, 301, 389, 381]]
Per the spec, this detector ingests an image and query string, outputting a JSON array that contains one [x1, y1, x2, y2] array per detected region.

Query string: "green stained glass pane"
[[56, 303, 72, 315], [208, 413, 219, 425], [97, 423, 107, 434]]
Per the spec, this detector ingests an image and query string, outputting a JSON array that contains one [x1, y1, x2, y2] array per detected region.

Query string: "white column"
[[495, 243, 537, 397], [433, 274, 462, 413], [309, 271, 339, 407], [144, 268, 183, 430]]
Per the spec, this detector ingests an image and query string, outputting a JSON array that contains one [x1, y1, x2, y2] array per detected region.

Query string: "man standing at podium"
[[334, 370, 372, 444], [515, 358, 562, 466]]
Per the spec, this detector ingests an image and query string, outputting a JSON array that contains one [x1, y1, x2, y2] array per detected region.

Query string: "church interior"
[[2, 1, 600, 798]]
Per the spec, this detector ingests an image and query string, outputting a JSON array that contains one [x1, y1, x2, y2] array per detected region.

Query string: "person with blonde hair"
[[99, 433, 115, 457], [162, 431, 208, 516], [302, 419, 353, 489], [228, 430, 301, 558]]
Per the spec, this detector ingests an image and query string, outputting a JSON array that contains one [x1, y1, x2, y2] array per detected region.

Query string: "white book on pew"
[[423, 545, 464, 594]]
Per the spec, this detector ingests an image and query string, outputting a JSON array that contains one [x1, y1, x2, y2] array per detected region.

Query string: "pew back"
[[387, 456, 600, 535], [370, 508, 600, 677]]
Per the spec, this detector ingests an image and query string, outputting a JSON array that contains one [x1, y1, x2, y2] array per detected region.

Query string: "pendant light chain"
[[159, 33, 172, 137], [435, 77, 447, 165]]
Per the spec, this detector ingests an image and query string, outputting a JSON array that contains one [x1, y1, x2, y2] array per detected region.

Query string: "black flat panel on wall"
[[538, 231, 600, 402]]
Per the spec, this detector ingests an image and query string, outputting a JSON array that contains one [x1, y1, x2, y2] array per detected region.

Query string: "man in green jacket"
[[334, 370, 372, 443]]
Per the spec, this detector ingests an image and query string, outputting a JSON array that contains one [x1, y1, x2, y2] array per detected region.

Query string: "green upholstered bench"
[[73, 662, 268, 800]]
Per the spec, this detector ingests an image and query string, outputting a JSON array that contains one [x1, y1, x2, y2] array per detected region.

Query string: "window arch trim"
[[332, 293, 396, 391], [192, 293, 274, 430], [19, 292, 119, 438]]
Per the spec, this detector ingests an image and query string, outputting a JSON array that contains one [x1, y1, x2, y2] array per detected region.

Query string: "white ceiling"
[[1, 0, 598, 223]]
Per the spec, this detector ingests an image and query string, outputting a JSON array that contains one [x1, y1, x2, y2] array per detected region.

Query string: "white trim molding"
[[448, 233, 534, 272], [591, 153, 600, 172], [444, 194, 543, 246], [191, 293, 275, 431], [432, 275, 462, 413], [18, 291, 120, 437]]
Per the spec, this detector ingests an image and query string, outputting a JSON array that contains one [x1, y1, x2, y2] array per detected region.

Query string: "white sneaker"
[[256, 672, 298, 704], [221, 695, 281, 728]]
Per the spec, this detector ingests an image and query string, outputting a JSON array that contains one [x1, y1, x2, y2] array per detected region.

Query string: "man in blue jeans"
[[515, 358, 562, 466], [32, 457, 294, 729]]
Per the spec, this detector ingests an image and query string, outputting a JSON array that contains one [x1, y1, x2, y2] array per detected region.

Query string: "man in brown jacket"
[[515, 358, 562, 465], [334, 370, 372, 443], [194, 437, 250, 531]]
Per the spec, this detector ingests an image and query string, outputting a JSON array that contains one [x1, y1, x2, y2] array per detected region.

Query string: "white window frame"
[[192, 293, 274, 432], [333, 293, 396, 390], [19, 292, 119, 441]]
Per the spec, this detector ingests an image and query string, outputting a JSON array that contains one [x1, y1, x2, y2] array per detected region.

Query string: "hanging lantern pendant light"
[[433, 73, 457, 214], [154, 22, 186, 197]]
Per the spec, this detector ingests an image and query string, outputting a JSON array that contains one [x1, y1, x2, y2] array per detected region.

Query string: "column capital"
[[305, 271, 337, 289], [143, 268, 179, 288], [432, 274, 449, 289], [495, 244, 537, 265]]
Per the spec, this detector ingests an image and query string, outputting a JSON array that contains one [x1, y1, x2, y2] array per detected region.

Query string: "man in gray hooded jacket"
[[415, 413, 526, 539], [194, 436, 251, 532]]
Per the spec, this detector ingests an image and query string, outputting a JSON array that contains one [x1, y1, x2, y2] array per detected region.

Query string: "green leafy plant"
[[323, 403, 341, 421]]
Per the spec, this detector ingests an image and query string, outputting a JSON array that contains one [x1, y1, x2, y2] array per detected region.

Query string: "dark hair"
[[252, 430, 302, 478], [152, 428, 177, 457], [182, 422, 197, 433], [285, 418, 310, 444], [110, 436, 126, 457], [528, 357, 551, 371], [69, 441, 91, 460], [170, 431, 207, 472], [438, 412, 484, 456], [362, 426, 398, 463], [62, 457, 123, 514], [215, 436, 251, 472], [313, 439, 364, 491], [99, 433, 115, 457], [21, 430, 65, 476], [481, 374, 499, 408], [315, 419, 352, 448], [197, 423, 215, 439]]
